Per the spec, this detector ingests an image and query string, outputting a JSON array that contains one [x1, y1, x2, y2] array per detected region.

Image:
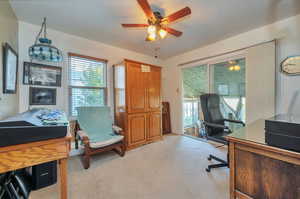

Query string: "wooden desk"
[[0, 134, 72, 199], [227, 120, 300, 199]]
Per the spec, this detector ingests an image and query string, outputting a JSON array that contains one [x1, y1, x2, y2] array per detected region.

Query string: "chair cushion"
[[90, 134, 124, 148], [77, 106, 125, 148], [77, 106, 113, 135]]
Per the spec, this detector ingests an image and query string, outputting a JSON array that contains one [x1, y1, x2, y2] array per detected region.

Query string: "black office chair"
[[200, 93, 245, 172]]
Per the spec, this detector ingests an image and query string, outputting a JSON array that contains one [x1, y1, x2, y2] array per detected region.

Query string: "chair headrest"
[[200, 94, 220, 108], [76, 106, 113, 136], [200, 93, 224, 125]]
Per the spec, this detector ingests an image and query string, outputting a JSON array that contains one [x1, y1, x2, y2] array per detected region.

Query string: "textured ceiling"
[[9, 0, 300, 59]]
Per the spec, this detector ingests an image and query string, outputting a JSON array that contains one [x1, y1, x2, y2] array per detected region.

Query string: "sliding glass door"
[[182, 58, 246, 137], [182, 65, 208, 137], [211, 58, 246, 130]]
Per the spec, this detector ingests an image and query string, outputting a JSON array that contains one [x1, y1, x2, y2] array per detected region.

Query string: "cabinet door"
[[148, 112, 162, 140], [148, 66, 161, 112], [127, 113, 147, 147], [126, 62, 148, 113]]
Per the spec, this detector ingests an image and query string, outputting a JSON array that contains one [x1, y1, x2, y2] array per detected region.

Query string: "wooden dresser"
[[113, 59, 162, 150], [226, 120, 300, 199]]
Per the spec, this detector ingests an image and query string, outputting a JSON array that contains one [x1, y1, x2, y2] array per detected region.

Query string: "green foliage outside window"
[[70, 56, 106, 116]]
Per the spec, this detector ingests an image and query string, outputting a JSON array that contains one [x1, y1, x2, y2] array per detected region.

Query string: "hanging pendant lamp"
[[28, 17, 63, 62]]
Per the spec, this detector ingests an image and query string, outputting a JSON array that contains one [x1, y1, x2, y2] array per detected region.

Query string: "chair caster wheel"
[[206, 168, 211, 172]]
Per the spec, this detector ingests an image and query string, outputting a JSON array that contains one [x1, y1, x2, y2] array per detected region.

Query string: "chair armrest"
[[203, 122, 229, 130], [77, 130, 90, 145], [112, 125, 124, 135], [224, 119, 245, 126]]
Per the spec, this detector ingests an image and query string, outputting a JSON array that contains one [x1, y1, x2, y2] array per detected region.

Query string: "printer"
[[265, 114, 300, 152], [0, 108, 68, 147]]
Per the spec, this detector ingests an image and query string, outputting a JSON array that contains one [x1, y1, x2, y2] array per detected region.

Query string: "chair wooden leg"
[[81, 154, 90, 169], [120, 141, 126, 156], [120, 146, 125, 157], [75, 138, 79, 150], [113, 143, 125, 157]]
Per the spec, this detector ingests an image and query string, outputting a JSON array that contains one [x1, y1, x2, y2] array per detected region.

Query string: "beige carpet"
[[30, 135, 229, 199]]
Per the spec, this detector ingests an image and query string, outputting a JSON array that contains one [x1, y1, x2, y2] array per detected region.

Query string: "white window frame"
[[68, 53, 108, 116]]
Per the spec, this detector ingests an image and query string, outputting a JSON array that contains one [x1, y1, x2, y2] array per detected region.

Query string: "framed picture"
[[3, 43, 18, 94], [23, 62, 62, 87], [29, 87, 56, 105]]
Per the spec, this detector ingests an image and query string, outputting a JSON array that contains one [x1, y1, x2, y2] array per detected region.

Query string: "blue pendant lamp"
[[29, 17, 63, 62]]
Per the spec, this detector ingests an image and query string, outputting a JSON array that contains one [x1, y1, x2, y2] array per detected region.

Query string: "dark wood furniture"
[[162, 102, 172, 134], [0, 133, 71, 199], [226, 120, 300, 199], [113, 59, 163, 150], [76, 125, 125, 169]]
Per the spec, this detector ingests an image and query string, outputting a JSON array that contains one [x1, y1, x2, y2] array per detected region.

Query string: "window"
[[68, 53, 107, 116]]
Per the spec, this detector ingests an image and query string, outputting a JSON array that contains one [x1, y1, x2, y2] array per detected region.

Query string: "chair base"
[[206, 154, 228, 172], [81, 141, 125, 169]]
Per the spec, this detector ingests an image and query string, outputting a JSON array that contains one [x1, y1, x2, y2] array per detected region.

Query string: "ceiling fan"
[[121, 0, 191, 41]]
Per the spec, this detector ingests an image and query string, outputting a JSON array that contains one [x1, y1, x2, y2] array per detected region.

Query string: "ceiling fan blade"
[[163, 7, 191, 23], [137, 0, 155, 20], [162, 27, 183, 37], [122, 24, 149, 28]]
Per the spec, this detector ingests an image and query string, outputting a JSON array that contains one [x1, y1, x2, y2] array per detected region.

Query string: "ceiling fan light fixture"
[[147, 33, 156, 41], [158, 29, 167, 39], [122, 0, 191, 41], [228, 65, 241, 71], [234, 65, 241, 71], [147, 25, 156, 34]]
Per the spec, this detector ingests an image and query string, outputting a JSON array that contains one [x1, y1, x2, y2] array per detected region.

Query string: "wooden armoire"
[[113, 59, 162, 150]]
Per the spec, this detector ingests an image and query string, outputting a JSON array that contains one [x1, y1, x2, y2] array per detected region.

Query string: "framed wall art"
[[29, 87, 57, 105], [3, 43, 18, 94], [23, 62, 62, 87]]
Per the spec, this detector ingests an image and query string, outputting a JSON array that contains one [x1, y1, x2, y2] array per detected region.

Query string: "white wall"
[[0, 0, 19, 120], [245, 42, 275, 124], [18, 21, 164, 115], [163, 14, 300, 133]]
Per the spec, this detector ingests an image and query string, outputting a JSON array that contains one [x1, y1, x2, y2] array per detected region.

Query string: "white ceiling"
[[9, 0, 300, 59]]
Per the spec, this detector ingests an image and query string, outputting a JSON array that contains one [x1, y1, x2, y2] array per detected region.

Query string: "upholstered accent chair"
[[76, 106, 125, 169]]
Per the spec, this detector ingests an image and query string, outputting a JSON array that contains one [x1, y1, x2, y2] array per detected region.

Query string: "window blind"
[[69, 54, 107, 116], [69, 56, 106, 87]]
